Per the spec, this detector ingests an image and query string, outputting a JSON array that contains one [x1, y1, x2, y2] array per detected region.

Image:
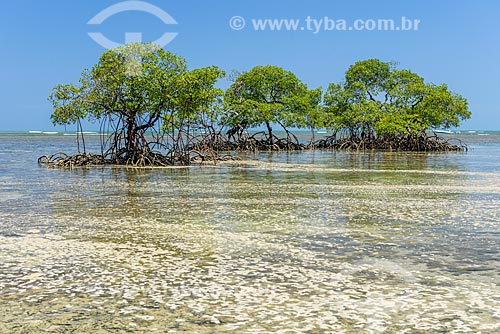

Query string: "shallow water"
[[0, 134, 499, 333]]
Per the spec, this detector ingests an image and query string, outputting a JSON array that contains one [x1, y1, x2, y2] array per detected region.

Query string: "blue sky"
[[1, 0, 499, 131]]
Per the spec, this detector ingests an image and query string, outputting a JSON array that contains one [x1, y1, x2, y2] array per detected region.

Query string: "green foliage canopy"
[[49, 43, 224, 153], [224, 65, 321, 143], [323, 59, 471, 137]]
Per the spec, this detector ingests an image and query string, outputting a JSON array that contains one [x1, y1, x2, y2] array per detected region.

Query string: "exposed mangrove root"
[[39, 129, 468, 169], [314, 132, 468, 152], [38, 153, 105, 169], [187, 130, 307, 153], [212, 131, 467, 153], [38, 149, 238, 169], [216, 132, 307, 152]]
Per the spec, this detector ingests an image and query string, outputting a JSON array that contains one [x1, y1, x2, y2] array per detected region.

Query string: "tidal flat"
[[0, 134, 499, 333]]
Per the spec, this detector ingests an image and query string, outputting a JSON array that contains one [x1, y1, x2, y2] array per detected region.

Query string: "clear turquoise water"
[[0, 134, 499, 333]]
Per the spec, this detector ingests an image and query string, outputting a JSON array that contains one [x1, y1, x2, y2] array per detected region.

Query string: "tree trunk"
[[126, 118, 136, 153], [266, 121, 273, 145]]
